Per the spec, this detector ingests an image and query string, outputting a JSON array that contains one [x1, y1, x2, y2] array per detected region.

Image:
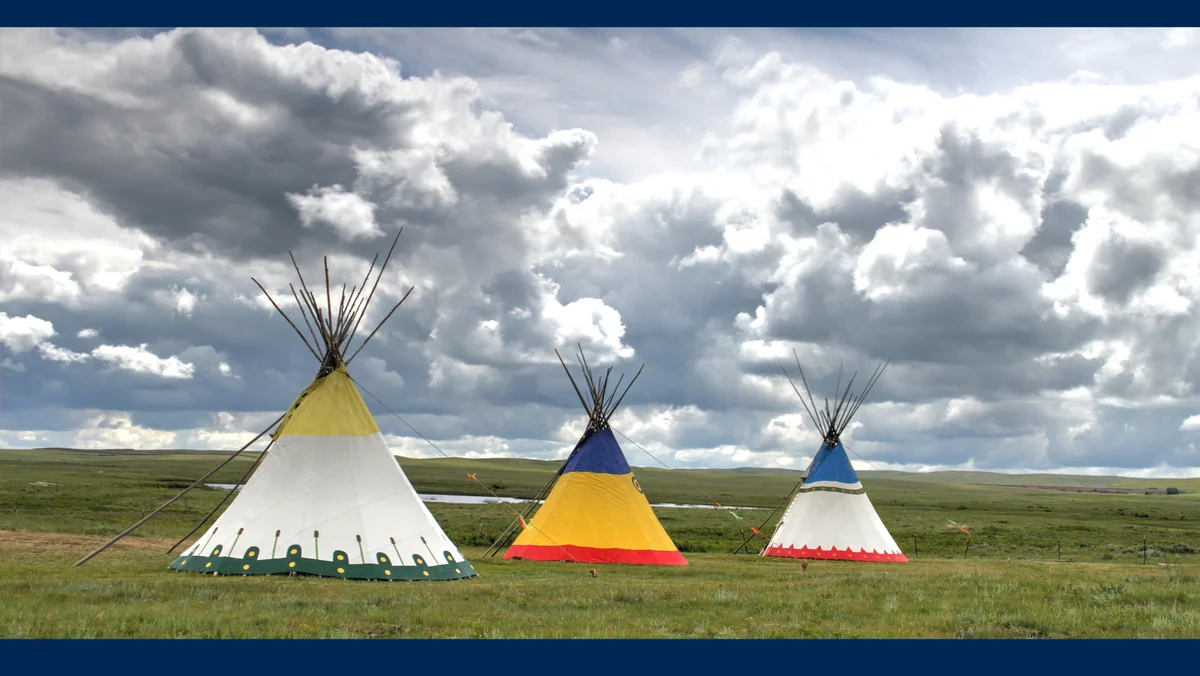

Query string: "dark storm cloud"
[[2, 29, 1199, 474], [1094, 313, 1200, 401], [534, 193, 770, 413], [1041, 405, 1199, 470], [776, 185, 914, 241], [0, 73, 359, 258], [0, 28, 600, 433], [1086, 233, 1168, 305], [1069, 150, 1200, 225], [757, 236, 1097, 373], [0, 29, 593, 269], [750, 121, 1105, 406], [1021, 197, 1089, 278]]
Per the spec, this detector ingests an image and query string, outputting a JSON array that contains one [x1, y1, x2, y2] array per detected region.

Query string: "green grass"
[[2, 448, 1199, 637], [5, 545, 1200, 638]]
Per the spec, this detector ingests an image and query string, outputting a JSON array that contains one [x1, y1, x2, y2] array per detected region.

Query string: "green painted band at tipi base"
[[169, 542, 478, 581]]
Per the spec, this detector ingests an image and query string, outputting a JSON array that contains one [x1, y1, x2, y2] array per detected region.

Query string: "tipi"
[[760, 354, 907, 563], [498, 347, 687, 565], [169, 232, 477, 581]]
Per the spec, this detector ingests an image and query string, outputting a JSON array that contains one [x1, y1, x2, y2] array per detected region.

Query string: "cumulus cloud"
[[0, 313, 56, 353], [1, 27, 1198, 477], [39, 344, 91, 364], [0, 258, 82, 305], [0, 312, 195, 378], [287, 184, 381, 240], [73, 412, 179, 450], [171, 287, 201, 316], [90, 344, 196, 379]]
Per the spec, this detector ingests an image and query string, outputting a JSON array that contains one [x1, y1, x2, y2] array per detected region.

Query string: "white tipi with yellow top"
[[170, 233, 476, 581]]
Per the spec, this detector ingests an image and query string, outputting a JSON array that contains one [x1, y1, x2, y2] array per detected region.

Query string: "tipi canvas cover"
[[504, 427, 687, 565], [759, 354, 906, 563], [762, 440, 906, 562], [500, 348, 687, 566], [170, 364, 477, 580], [170, 232, 476, 581]]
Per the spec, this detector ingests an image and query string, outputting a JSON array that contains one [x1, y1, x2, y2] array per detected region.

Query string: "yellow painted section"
[[274, 364, 381, 439], [511, 472, 678, 552]]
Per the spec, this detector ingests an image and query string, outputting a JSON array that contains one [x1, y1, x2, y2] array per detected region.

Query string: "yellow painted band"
[[274, 364, 381, 439]]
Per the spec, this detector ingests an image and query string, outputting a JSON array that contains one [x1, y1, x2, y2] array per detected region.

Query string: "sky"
[[2, 27, 1200, 478]]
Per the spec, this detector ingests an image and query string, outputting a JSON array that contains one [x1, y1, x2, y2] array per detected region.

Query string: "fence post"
[[913, 535, 918, 559], [1143, 537, 1147, 564], [1057, 538, 1061, 561]]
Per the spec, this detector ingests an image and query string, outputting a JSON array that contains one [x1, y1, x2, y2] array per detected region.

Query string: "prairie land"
[[2, 448, 1197, 638]]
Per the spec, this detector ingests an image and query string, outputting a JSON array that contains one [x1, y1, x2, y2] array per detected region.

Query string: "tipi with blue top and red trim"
[[759, 355, 907, 563], [490, 346, 687, 566]]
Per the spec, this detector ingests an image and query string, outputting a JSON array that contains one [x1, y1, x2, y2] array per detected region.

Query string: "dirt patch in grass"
[[0, 529, 179, 555]]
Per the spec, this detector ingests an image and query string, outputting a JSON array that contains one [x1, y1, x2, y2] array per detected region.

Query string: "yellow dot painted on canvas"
[[205, 562, 212, 568], [422, 571, 429, 576], [290, 549, 298, 555], [243, 564, 250, 570], [212, 549, 220, 556], [379, 555, 386, 563], [337, 554, 344, 561], [337, 568, 345, 574], [455, 568, 461, 574], [384, 570, 391, 575], [248, 551, 256, 557], [416, 557, 424, 565], [288, 561, 295, 568]]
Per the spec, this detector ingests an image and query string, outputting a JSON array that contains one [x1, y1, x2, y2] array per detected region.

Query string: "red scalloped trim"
[[504, 543, 688, 565], [763, 544, 908, 562]]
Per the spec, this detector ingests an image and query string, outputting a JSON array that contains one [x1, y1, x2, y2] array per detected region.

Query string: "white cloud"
[[0, 312, 195, 378], [1182, 415, 1200, 432], [854, 224, 972, 302], [0, 179, 156, 295], [0, 258, 81, 305], [39, 344, 91, 363], [0, 313, 86, 363], [73, 412, 179, 450], [0, 313, 56, 353], [286, 184, 382, 241], [90, 344, 196, 379], [545, 297, 635, 361], [172, 287, 201, 316], [1164, 28, 1199, 50], [76, 328, 99, 339]]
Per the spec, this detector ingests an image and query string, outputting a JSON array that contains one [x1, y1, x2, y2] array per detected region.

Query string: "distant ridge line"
[[6, 448, 1189, 484]]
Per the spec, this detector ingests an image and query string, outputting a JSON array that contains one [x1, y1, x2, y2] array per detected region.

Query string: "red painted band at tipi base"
[[763, 544, 908, 563], [505, 543, 689, 565]]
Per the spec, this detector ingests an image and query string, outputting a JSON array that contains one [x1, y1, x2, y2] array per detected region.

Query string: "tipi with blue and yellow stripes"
[[168, 232, 477, 582], [501, 347, 687, 566]]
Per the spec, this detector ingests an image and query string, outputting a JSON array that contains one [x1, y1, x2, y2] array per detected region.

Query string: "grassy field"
[[2, 448, 1199, 638]]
